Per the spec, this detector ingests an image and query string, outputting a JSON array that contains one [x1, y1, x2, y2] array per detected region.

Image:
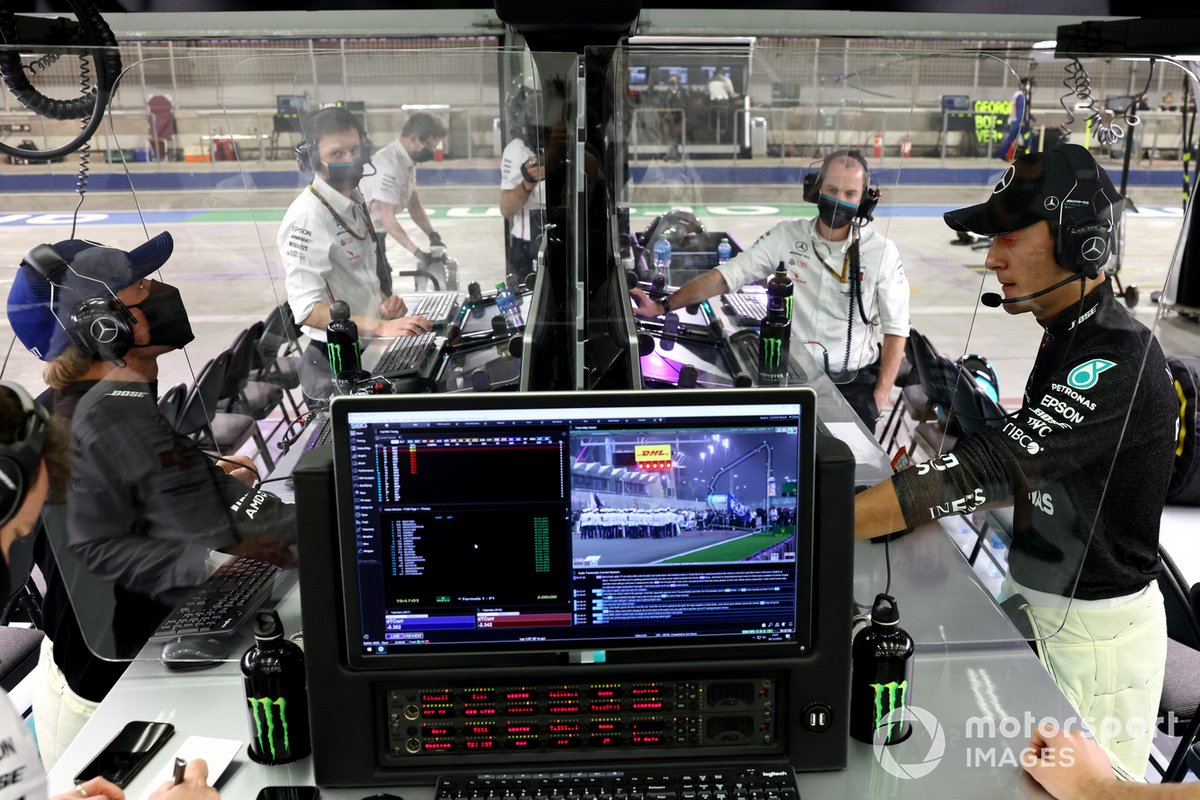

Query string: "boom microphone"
[[981, 273, 1083, 308]]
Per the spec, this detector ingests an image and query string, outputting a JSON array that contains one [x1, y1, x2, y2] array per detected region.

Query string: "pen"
[[172, 757, 187, 786]]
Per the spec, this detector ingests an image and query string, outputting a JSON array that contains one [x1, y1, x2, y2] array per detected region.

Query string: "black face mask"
[[817, 194, 858, 230], [410, 146, 435, 164], [130, 282, 195, 350], [322, 159, 365, 188]]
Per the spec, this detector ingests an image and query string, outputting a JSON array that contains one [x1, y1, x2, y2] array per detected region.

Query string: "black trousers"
[[506, 236, 537, 284], [834, 359, 883, 433]]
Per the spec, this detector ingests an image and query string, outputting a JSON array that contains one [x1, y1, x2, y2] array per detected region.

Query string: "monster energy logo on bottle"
[[248, 696, 292, 760], [870, 680, 907, 743], [785, 296, 793, 322], [763, 337, 783, 370], [326, 341, 359, 376]]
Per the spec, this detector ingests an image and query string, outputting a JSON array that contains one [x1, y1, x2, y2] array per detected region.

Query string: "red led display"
[[465, 740, 496, 750], [422, 706, 452, 718], [589, 702, 622, 713], [505, 705, 537, 715], [422, 741, 454, 751], [422, 725, 454, 737], [466, 691, 495, 702], [420, 692, 452, 703], [463, 707, 497, 717], [548, 705, 581, 715], [548, 723, 581, 733], [631, 701, 665, 711]]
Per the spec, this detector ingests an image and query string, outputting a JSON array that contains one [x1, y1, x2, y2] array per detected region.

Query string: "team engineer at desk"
[[631, 150, 909, 429]]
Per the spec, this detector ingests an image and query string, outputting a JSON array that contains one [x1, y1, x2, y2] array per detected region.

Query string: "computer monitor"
[[295, 387, 854, 785], [277, 94, 307, 117], [330, 389, 815, 669]]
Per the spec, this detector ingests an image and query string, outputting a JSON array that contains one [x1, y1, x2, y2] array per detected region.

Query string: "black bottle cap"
[[871, 593, 900, 626], [776, 261, 787, 274], [329, 300, 351, 322], [254, 609, 285, 641]]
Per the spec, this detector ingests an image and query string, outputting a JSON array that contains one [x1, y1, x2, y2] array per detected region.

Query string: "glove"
[[428, 231, 445, 248], [414, 249, 432, 266]]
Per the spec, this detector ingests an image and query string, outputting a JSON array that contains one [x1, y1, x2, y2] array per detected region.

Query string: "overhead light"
[[1033, 40, 1057, 50], [401, 104, 450, 110]]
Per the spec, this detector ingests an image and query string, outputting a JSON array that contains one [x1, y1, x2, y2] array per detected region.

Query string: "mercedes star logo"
[[993, 165, 1015, 195], [1081, 236, 1107, 262], [90, 317, 119, 344], [1043, 196, 1060, 210]]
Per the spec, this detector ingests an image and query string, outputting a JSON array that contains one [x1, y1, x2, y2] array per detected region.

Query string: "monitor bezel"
[[330, 387, 817, 671]]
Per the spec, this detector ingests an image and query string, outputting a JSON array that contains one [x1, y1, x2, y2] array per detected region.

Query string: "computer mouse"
[[160, 637, 229, 670]]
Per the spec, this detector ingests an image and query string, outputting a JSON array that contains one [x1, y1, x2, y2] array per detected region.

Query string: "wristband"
[[659, 295, 672, 315]]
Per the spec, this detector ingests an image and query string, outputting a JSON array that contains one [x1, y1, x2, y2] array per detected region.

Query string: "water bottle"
[[758, 299, 791, 384], [242, 610, 311, 764], [652, 236, 672, 288], [849, 594, 914, 745], [717, 238, 732, 264], [495, 282, 524, 329], [767, 261, 794, 322], [325, 300, 363, 380]]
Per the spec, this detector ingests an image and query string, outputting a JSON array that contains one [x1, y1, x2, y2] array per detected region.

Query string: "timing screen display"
[[343, 403, 806, 655]]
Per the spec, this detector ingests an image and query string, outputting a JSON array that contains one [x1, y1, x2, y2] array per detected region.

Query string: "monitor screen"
[[277, 95, 307, 116], [657, 66, 689, 85], [331, 390, 815, 668], [628, 66, 648, 85]]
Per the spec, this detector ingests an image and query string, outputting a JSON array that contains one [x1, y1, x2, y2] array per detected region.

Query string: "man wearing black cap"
[[853, 144, 1177, 776], [7, 235, 296, 765]]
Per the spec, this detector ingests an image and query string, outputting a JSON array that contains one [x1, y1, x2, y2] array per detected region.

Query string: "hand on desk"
[[55, 777, 123, 800], [149, 758, 219, 800], [223, 537, 298, 568], [629, 288, 663, 318], [216, 454, 259, 487], [379, 295, 408, 320], [1020, 728, 1118, 800], [375, 315, 433, 338]]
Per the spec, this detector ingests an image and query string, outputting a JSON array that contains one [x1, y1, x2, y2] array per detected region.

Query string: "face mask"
[[130, 282, 195, 350], [817, 194, 858, 230], [410, 147, 435, 164], [321, 159, 365, 188]]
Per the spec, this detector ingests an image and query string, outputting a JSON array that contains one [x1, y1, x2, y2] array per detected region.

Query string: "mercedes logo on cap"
[[992, 165, 1015, 195], [1081, 236, 1107, 262], [1044, 196, 1060, 210], [90, 317, 118, 344]]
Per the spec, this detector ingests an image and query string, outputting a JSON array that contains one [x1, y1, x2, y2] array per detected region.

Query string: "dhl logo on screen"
[[634, 444, 673, 470]]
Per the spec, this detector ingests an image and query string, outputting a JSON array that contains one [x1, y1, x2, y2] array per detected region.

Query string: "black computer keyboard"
[[150, 557, 282, 642], [412, 292, 459, 323], [722, 293, 767, 325], [302, 415, 332, 452], [374, 331, 438, 377], [436, 767, 798, 800]]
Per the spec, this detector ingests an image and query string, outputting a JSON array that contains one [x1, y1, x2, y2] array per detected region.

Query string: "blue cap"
[[6, 232, 174, 361]]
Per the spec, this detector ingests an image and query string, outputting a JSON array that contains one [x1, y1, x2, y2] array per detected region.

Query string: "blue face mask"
[[817, 193, 858, 229], [321, 158, 366, 188]]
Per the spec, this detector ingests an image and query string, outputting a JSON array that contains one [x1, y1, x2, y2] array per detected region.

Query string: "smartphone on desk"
[[74, 720, 174, 788], [257, 788, 320, 800]]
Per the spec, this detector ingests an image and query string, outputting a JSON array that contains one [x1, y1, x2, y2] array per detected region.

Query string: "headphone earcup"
[[1057, 218, 1112, 279], [0, 381, 48, 528], [296, 139, 314, 173], [68, 296, 134, 361], [802, 171, 819, 204]]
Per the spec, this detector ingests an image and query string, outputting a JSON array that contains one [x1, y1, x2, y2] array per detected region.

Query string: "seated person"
[[7, 234, 296, 767], [631, 150, 909, 430], [0, 380, 220, 800], [854, 145, 1177, 777]]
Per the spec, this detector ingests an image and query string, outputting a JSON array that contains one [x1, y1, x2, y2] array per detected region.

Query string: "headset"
[[0, 382, 49, 528], [802, 149, 881, 223], [23, 243, 136, 361], [295, 106, 373, 174], [1052, 145, 1116, 280], [505, 81, 543, 144]]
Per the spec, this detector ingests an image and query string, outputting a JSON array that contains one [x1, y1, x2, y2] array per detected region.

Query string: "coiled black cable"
[[0, 0, 121, 161], [23, 52, 61, 75], [71, 51, 92, 239]]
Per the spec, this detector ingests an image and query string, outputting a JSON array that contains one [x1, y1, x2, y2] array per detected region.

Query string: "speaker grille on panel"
[[706, 681, 756, 707], [705, 716, 754, 742]]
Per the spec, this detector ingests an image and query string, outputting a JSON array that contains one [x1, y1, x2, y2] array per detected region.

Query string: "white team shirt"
[[278, 175, 382, 342], [360, 139, 417, 228], [500, 138, 545, 241], [0, 692, 48, 799], [715, 216, 909, 373]]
